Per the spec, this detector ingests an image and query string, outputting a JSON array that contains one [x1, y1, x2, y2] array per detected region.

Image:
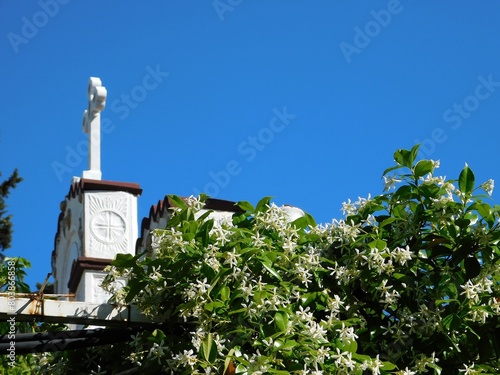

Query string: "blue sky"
[[1, 1, 500, 289]]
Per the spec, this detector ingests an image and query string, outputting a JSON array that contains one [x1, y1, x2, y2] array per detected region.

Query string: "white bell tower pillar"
[[82, 77, 106, 180], [51, 77, 142, 306]]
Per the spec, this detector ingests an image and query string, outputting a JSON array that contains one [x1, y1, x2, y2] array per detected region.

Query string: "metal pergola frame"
[[0, 294, 165, 354]]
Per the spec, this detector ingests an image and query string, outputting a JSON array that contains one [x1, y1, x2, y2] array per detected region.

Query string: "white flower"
[[296, 306, 314, 323], [190, 328, 204, 350], [336, 323, 358, 343], [460, 280, 480, 303], [365, 355, 383, 375], [395, 367, 416, 375], [204, 250, 221, 272], [459, 363, 481, 375], [148, 340, 167, 364], [488, 297, 500, 314], [209, 223, 232, 246], [481, 179, 494, 196], [414, 352, 438, 373], [172, 349, 198, 368], [295, 265, 313, 287], [224, 248, 241, 268], [251, 232, 267, 248], [185, 195, 205, 210], [149, 266, 163, 281], [333, 348, 356, 372], [327, 294, 345, 314], [341, 199, 356, 216], [254, 203, 290, 235], [467, 308, 488, 323], [239, 279, 255, 302], [376, 279, 393, 295], [431, 159, 440, 169], [383, 175, 402, 191], [184, 278, 211, 302], [265, 288, 283, 311], [392, 245, 413, 266], [365, 214, 377, 226], [128, 352, 143, 366], [307, 321, 328, 342], [316, 346, 331, 364], [150, 230, 166, 252], [130, 334, 142, 349], [382, 289, 401, 306]]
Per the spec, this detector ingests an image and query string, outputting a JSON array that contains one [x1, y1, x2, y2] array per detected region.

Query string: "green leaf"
[[111, 253, 136, 267], [167, 194, 188, 209], [165, 212, 182, 228], [455, 218, 471, 229], [151, 328, 166, 342], [379, 216, 396, 228], [392, 204, 407, 218], [474, 202, 494, 225], [382, 164, 404, 176], [219, 285, 230, 301], [280, 339, 298, 351], [201, 333, 218, 363], [435, 298, 459, 307], [429, 245, 452, 259], [419, 183, 440, 199], [232, 212, 250, 226], [458, 163, 475, 195], [237, 200, 255, 212], [204, 301, 224, 312], [478, 335, 494, 362], [393, 273, 414, 285], [464, 256, 481, 280], [292, 212, 316, 230], [197, 219, 213, 247], [410, 144, 420, 165], [452, 242, 475, 266], [413, 159, 434, 178], [381, 361, 397, 371], [255, 196, 273, 212], [336, 338, 358, 353], [368, 239, 387, 251], [394, 145, 419, 168], [393, 185, 415, 200], [261, 260, 282, 281], [427, 362, 442, 375], [197, 209, 213, 223], [200, 333, 213, 362], [301, 292, 318, 306], [448, 223, 458, 238], [274, 310, 289, 332], [125, 280, 147, 303], [394, 148, 410, 167], [442, 313, 462, 331]]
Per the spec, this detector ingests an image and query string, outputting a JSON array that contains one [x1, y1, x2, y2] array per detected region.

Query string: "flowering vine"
[[35, 145, 500, 374]]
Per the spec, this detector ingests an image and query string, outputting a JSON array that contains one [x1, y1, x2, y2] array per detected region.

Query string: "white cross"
[[82, 77, 107, 180]]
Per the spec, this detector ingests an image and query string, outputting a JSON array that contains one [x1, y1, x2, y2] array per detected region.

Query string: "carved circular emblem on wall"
[[90, 210, 126, 244]]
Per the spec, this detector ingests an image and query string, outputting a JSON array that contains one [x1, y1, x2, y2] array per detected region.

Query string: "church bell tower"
[[51, 77, 142, 304]]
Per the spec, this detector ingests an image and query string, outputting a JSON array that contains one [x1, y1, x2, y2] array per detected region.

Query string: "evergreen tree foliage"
[[0, 169, 23, 256]]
